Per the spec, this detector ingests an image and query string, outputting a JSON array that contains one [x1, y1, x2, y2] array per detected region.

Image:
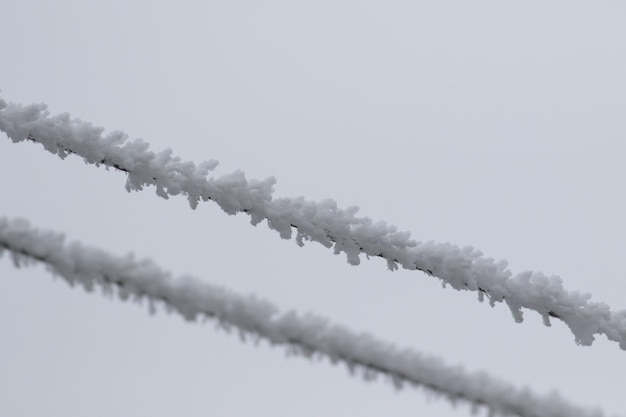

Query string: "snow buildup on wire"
[[2, 94, 626, 351], [0, 218, 612, 417]]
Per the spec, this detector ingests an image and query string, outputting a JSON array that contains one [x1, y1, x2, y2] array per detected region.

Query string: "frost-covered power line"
[[1, 94, 626, 350], [0, 217, 610, 417]]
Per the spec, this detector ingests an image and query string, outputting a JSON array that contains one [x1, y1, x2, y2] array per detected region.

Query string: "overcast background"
[[1, 1, 625, 416]]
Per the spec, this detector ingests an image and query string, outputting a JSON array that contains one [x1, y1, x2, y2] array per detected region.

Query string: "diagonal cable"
[[1, 94, 625, 350], [0, 217, 612, 417]]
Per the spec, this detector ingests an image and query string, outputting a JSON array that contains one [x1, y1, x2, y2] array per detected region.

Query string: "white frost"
[[0, 217, 611, 417], [1, 94, 626, 350]]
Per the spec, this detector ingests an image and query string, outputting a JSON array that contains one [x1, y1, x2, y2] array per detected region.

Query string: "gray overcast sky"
[[1, 1, 625, 416]]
